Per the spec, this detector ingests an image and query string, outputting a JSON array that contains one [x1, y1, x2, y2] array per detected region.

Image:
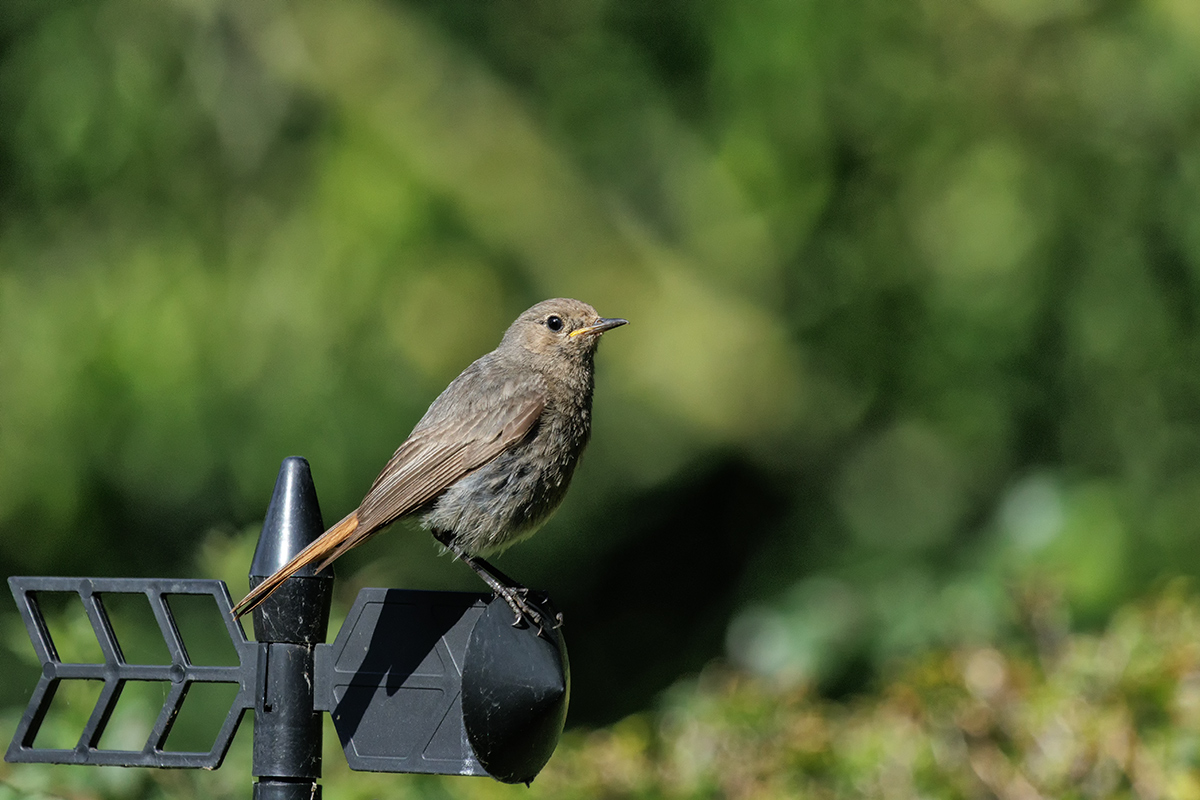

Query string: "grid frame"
[[5, 576, 257, 769]]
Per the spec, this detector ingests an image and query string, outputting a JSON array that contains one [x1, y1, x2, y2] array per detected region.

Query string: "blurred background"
[[2, 0, 1200, 797]]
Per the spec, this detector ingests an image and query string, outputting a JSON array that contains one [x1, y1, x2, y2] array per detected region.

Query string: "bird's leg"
[[460, 554, 526, 595], [431, 529, 561, 630], [461, 553, 549, 631]]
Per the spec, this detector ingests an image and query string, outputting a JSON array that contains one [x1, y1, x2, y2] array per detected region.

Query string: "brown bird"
[[231, 298, 627, 627]]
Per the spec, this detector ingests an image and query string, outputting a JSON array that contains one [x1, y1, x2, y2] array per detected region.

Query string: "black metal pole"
[[248, 457, 334, 800]]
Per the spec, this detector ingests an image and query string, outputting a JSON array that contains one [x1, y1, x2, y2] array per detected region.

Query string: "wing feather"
[[355, 384, 545, 534]]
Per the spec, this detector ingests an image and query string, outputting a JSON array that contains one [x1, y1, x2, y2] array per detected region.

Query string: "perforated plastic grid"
[[5, 576, 257, 768]]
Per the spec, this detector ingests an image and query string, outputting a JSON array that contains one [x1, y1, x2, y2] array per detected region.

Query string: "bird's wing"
[[354, 384, 546, 533], [231, 366, 547, 618], [232, 390, 545, 618]]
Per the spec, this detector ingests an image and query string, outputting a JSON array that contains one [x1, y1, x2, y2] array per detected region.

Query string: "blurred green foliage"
[[521, 583, 1200, 799], [2, 0, 1200, 790]]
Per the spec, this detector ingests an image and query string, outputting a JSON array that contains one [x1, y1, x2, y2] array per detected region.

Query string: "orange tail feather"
[[231, 512, 361, 618]]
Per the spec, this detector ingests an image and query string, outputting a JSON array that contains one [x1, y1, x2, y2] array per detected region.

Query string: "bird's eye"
[[546, 315, 564, 331]]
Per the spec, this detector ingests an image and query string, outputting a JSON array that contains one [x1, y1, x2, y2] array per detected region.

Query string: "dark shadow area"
[[329, 589, 462, 746], [563, 457, 791, 725], [324, 589, 486, 772]]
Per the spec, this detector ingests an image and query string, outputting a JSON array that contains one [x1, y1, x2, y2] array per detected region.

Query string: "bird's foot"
[[494, 586, 564, 634], [434, 534, 565, 633]]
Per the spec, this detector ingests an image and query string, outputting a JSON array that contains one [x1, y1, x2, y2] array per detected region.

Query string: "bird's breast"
[[420, 400, 592, 556]]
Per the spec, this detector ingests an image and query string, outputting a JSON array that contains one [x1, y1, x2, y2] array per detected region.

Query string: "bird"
[[231, 298, 627, 628]]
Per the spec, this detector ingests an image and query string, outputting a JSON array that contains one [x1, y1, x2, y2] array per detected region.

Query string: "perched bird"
[[232, 298, 627, 627]]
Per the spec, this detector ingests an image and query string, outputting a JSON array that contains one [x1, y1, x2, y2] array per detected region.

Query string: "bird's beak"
[[569, 317, 629, 338]]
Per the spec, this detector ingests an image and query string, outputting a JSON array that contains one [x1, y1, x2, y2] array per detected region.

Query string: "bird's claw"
[[495, 587, 563, 636]]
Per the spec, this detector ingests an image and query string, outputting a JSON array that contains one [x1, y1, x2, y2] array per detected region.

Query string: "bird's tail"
[[231, 511, 361, 618]]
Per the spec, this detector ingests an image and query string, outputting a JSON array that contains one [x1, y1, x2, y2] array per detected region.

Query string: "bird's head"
[[503, 298, 628, 361]]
